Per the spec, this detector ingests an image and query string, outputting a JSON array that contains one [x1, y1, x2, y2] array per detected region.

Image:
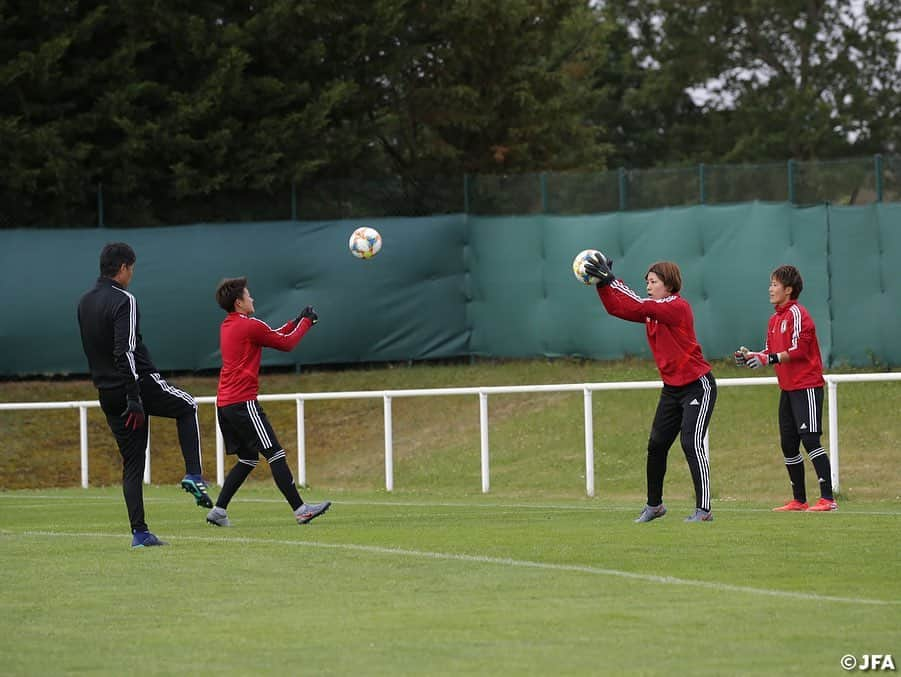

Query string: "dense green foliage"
[[600, 0, 901, 165], [2, 1, 899, 225]]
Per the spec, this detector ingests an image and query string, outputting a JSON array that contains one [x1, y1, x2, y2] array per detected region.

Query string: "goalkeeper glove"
[[745, 350, 779, 369], [122, 395, 145, 431], [298, 305, 318, 325], [583, 252, 615, 287], [733, 349, 748, 367]]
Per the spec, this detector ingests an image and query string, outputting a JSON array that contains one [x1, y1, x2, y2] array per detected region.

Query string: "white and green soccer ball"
[[348, 227, 383, 259], [572, 248, 605, 285]]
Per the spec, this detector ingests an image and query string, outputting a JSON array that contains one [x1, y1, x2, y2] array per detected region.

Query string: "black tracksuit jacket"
[[77, 277, 157, 398]]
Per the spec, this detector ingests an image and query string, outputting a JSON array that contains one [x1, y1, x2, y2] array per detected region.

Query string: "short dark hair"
[[216, 277, 247, 312], [771, 265, 803, 299], [99, 242, 136, 277], [645, 261, 682, 294]]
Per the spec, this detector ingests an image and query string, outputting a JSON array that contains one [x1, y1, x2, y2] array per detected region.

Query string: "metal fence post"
[[787, 159, 796, 204], [215, 417, 225, 487], [463, 173, 470, 214], [143, 421, 151, 484], [827, 379, 840, 493], [383, 394, 394, 492], [479, 392, 490, 493], [97, 183, 104, 227], [618, 167, 628, 211], [296, 398, 306, 487], [540, 172, 548, 213], [698, 163, 706, 204], [583, 388, 595, 497], [79, 406, 89, 488], [875, 154, 883, 203]]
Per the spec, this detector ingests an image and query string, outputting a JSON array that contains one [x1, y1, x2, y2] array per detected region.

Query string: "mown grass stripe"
[[10, 529, 900, 607]]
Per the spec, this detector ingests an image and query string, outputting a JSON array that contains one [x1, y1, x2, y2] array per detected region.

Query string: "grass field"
[[2, 358, 900, 674], [1, 487, 899, 675]]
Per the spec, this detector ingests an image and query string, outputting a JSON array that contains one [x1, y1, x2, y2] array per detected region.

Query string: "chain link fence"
[[2, 155, 897, 228]]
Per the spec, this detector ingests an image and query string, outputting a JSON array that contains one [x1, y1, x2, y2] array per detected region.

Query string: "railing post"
[[215, 415, 225, 487], [698, 163, 706, 204], [143, 422, 151, 484], [583, 388, 595, 497], [79, 406, 89, 488], [296, 398, 306, 487], [384, 394, 394, 492], [479, 392, 490, 493], [874, 154, 883, 203], [827, 378, 840, 493], [787, 159, 796, 204]]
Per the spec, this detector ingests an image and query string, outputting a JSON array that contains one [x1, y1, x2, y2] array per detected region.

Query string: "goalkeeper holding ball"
[[733, 265, 837, 512], [584, 253, 716, 523]]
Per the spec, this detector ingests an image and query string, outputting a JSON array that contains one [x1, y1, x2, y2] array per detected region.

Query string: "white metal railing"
[[2, 373, 899, 495]]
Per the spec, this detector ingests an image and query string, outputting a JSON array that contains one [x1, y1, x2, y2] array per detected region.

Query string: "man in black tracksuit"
[[77, 242, 212, 548]]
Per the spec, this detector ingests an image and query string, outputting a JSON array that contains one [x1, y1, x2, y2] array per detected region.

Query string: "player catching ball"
[[206, 277, 331, 527], [584, 253, 717, 523], [734, 264, 837, 512]]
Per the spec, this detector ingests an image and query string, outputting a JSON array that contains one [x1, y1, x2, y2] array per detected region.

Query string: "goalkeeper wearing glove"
[[584, 254, 717, 523], [210, 278, 331, 528], [734, 265, 837, 512]]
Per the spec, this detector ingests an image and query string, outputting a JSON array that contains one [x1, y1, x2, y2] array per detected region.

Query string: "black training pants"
[[99, 372, 201, 532], [645, 371, 717, 512]]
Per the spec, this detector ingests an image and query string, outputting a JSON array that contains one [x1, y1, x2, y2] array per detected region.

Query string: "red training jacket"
[[217, 313, 313, 407], [761, 300, 824, 391], [597, 280, 711, 387]]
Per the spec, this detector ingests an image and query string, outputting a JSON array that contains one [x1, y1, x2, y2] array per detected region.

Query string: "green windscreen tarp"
[[0, 203, 898, 375]]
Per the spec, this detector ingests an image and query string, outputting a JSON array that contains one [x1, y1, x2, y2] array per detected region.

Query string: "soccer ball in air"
[[572, 249, 606, 285], [349, 227, 382, 259]]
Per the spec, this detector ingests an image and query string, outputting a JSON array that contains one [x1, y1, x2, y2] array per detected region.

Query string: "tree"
[[342, 0, 614, 177], [596, 0, 901, 164], [0, 1, 361, 226]]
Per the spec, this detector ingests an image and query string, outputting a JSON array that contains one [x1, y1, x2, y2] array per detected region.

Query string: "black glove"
[[583, 252, 614, 287], [298, 305, 318, 325], [122, 396, 145, 431]]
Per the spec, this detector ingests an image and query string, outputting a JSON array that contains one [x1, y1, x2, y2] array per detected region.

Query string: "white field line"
[[1, 493, 900, 516], [4, 528, 899, 607]]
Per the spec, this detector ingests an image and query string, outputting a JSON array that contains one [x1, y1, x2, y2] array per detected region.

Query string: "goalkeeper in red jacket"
[[734, 265, 837, 512], [205, 277, 331, 527], [584, 253, 716, 523]]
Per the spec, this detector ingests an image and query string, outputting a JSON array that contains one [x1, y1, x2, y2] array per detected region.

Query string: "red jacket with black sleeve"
[[597, 280, 711, 387], [762, 300, 825, 391], [216, 313, 313, 407]]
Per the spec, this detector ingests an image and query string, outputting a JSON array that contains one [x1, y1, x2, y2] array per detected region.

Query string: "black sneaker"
[[295, 501, 331, 525], [131, 531, 167, 548], [181, 474, 213, 508], [634, 503, 667, 523]]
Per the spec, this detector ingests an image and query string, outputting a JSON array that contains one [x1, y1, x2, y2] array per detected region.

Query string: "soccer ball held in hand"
[[572, 249, 613, 286]]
